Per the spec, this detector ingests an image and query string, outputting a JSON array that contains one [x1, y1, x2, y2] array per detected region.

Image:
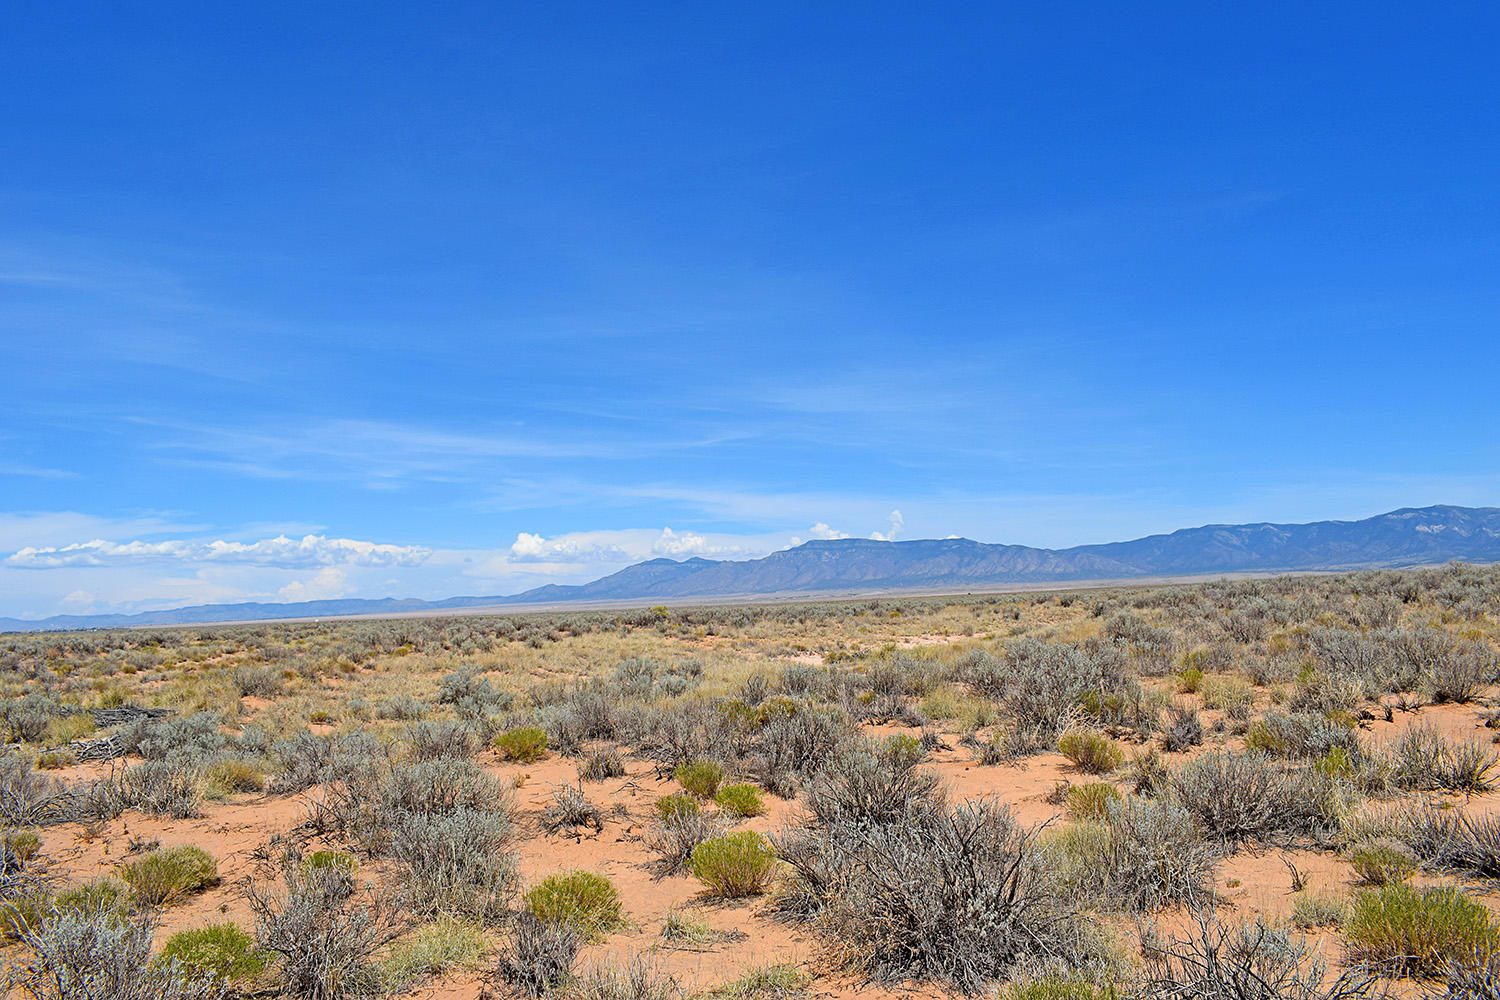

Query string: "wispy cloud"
[[5, 534, 431, 570]]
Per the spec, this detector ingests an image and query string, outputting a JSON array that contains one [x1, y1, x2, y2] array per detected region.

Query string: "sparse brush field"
[[4, 564, 1500, 999]]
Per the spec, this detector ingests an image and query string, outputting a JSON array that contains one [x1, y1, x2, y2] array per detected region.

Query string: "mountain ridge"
[[3, 504, 1497, 631]]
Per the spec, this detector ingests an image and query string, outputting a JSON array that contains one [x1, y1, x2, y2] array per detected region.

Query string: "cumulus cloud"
[[278, 567, 349, 601], [507, 532, 633, 564], [808, 522, 850, 540], [5, 534, 431, 570], [870, 509, 905, 541]]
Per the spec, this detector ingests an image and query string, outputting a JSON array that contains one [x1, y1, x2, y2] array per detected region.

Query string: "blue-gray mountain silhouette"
[[3, 505, 1496, 631]]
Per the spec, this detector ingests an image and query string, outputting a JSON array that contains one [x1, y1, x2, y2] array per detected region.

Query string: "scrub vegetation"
[[3, 562, 1500, 997]]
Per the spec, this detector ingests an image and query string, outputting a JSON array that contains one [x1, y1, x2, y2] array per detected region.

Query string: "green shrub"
[[1176, 669, 1203, 694], [688, 831, 777, 899], [1348, 837, 1417, 885], [1064, 782, 1122, 822], [999, 976, 1117, 1000], [1346, 883, 1500, 977], [1057, 729, 1125, 774], [302, 850, 358, 875], [494, 727, 548, 763], [675, 760, 725, 798], [715, 783, 766, 818], [656, 793, 700, 822], [524, 871, 622, 940], [117, 845, 218, 905], [158, 923, 270, 981]]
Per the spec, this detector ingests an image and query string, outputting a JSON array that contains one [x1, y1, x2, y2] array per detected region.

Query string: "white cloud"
[[507, 532, 633, 564], [808, 522, 849, 540], [278, 567, 349, 601], [870, 509, 904, 541], [5, 534, 431, 570]]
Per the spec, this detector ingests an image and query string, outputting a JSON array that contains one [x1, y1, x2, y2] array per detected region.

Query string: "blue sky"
[[2, 3, 1497, 618]]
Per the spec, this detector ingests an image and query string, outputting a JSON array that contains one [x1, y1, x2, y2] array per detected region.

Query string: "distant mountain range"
[[3, 505, 1497, 632]]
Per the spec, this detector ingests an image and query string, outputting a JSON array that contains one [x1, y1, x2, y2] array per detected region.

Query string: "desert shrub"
[[118, 757, 203, 819], [578, 748, 626, 782], [1053, 796, 1217, 912], [1388, 724, 1498, 793], [1139, 910, 1375, 999], [375, 695, 425, 721], [0, 753, 67, 827], [1346, 883, 1500, 977], [1065, 783, 1122, 822], [0, 695, 69, 745], [121, 713, 226, 761], [1287, 669, 1367, 718], [714, 783, 766, 817], [1427, 641, 1495, 704], [437, 668, 511, 719], [1170, 751, 1321, 844], [266, 731, 336, 794], [233, 665, 285, 699], [777, 797, 1106, 992], [9, 901, 226, 1000], [646, 809, 727, 877], [1434, 950, 1500, 999], [688, 831, 777, 898], [1058, 729, 1124, 774], [494, 726, 548, 762], [1347, 837, 1417, 885], [390, 807, 517, 922], [404, 720, 479, 761], [655, 794, 699, 822], [1243, 711, 1360, 759], [117, 845, 218, 906], [751, 701, 850, 796], [802, 738, 943, 827], [524, 871, 622, 940], [674, 760, 725, 798], [1175, 669, 1204, 694], [158, 923, 271, 982], [390, 757, 505, 816], [1161, 707, 1202, 753], [1291, 893, 1348, 930], [496, 912, 581, 998], [544, 783, 605, 834], [565, 956, 685, 1000], [246, 859, 395, 1000]]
